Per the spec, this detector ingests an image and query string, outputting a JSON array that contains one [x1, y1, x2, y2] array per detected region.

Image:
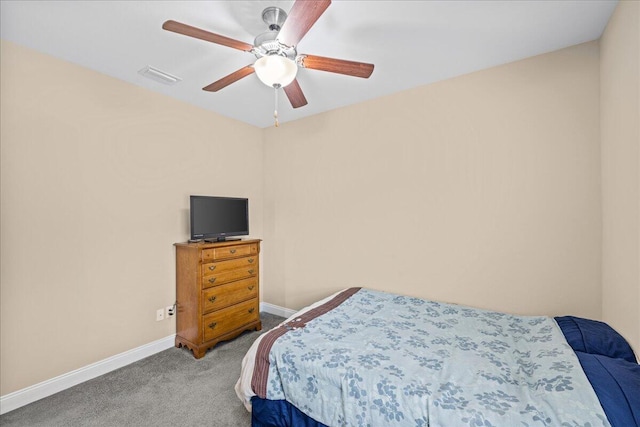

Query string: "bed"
[[236, 287, 639, 427]]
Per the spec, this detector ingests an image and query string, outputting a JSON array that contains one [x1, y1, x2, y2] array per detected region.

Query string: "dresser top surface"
[[174, 239, 261, 249]]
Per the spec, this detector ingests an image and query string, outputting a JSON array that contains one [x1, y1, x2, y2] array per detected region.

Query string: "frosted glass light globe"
[[254, 55, 297, 88]]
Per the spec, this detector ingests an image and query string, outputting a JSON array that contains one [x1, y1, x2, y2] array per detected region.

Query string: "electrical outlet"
[[156, 308, 165, 321], [166, 305, 175, 318]]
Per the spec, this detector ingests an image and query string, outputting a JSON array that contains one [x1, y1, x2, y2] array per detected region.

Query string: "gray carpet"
[[0, 313, 284, 427]]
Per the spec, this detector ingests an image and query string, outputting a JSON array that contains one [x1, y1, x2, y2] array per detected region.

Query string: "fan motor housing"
[[253, 7, 297, 60]]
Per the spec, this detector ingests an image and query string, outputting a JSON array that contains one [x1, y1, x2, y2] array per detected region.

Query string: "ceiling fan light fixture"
[[254, 55, 297, 88]]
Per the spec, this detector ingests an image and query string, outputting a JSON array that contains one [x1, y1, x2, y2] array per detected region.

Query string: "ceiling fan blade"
[[299, 54, 374, 78], [162, 20, 254, 52], [277, 0, 331, 47], [203, 66, 255, 92], [283, 79, 308, 108]]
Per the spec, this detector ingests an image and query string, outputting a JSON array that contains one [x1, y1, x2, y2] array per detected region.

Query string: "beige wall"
[[263, 42, 602, 318], [600, 0, 640, 354], [0, 40, 263, 395]]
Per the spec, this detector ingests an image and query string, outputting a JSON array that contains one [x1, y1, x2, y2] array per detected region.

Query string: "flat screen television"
[[190, 195, 249, 242]]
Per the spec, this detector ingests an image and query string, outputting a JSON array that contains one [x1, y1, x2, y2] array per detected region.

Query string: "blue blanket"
[[261, 288, 609, 426]]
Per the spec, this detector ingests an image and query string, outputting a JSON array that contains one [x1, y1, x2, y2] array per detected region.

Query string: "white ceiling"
[[1, 1, 617, 128]]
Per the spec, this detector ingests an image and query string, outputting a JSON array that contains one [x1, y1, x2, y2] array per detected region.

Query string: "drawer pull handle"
[[248, 285, 255, 291], [248, 258, 255, 264], [208, 296, 217, 303], [248, 308, 255, 314], [209, 277, 217, 284], [208, 322, 217, 329], [229, 249, 237, 254], [208, 265, 216, 271], [248, 269, 255, 274]]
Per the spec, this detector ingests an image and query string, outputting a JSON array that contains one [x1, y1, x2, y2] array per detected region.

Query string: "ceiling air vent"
[[138, 65, 181, 85]]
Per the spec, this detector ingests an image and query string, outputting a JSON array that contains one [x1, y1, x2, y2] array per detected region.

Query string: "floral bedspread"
[[258, 288, 609, 427]]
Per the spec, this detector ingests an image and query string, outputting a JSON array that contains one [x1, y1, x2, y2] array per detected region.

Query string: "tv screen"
[[190, 196, 249, 242]]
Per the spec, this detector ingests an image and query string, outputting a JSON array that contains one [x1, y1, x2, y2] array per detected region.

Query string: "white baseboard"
[[2, 305, 294, 415], [0, 334, 175, 415], [260, 301, 297, 319]]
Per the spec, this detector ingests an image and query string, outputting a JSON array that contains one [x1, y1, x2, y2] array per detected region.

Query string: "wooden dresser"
[[174, 239, 262, 359]]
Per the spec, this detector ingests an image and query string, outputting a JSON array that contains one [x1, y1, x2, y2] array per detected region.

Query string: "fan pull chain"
[[274, 85, 279, 127]]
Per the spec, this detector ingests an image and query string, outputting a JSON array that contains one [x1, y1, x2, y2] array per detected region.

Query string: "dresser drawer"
[[203, 298, 259, 342], [202, 277, 258, 313], [201, 243, 258, 262], [202, 256, 258, 277], [201, 265, 258, 289]]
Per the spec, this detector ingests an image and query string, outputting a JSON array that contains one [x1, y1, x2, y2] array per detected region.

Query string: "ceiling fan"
[[162, 0, 374, 122]]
